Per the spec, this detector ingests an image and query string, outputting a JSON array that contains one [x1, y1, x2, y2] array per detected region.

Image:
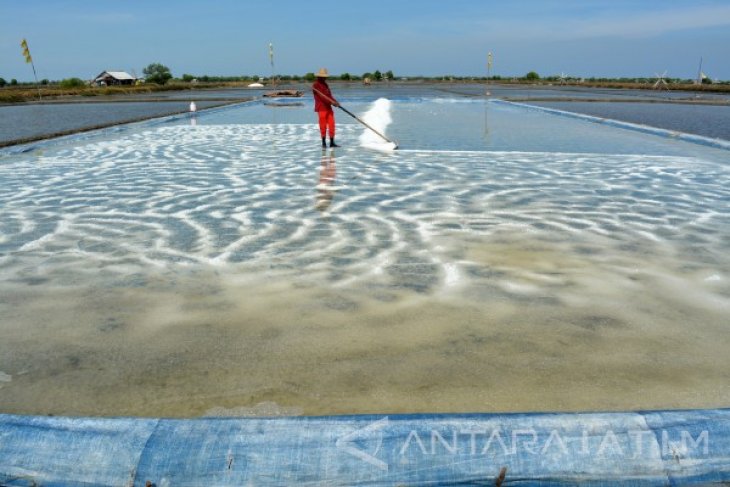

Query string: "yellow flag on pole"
[[21, 38, 33, 63]]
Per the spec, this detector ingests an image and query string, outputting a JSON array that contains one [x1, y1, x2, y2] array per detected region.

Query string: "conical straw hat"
[[316, 68, 329, 78]]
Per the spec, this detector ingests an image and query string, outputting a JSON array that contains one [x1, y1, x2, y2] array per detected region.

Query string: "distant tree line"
[[1, 65, 727, 88], [175, 69, 397, 83]]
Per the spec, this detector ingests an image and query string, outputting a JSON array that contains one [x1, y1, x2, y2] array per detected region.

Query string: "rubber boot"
[[329, 137, 339, 148], [322, 137, 327, 148]]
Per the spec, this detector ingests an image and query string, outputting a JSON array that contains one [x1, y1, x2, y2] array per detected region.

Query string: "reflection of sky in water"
[[187, 99, 730, 158], [531, 100, 730, 141], [0, 101, 224, 144], [0, 101, 729, 417]]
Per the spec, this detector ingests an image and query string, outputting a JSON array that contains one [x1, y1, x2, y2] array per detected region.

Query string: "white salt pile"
[[358, 98, 397, 151]]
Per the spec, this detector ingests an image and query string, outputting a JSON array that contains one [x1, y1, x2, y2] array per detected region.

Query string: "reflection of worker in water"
[[315, 149, 336, 211]]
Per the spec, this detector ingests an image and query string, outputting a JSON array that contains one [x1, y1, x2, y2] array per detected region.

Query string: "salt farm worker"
[[312, 68, 340, 148]]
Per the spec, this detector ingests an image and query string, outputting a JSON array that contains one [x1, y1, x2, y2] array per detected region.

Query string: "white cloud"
[[451, 4, 730, 41], [566, 4, 730, 39]]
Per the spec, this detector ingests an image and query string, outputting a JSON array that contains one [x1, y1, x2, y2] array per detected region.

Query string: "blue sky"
[[2, 0, 729, 81]]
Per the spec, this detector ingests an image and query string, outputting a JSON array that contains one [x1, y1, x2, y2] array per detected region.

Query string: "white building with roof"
[[93, 71, 136, 86]]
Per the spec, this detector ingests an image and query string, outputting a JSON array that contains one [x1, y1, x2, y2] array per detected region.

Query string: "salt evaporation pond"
[[0, 97, 728, 417]]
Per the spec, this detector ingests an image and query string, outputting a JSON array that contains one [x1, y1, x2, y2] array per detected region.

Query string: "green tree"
[[304, 72, 316, 82], [525, 71, 540, 81], [340, 72, 351, 81], [0, 78, 6, 87], [362, 72, 372, 80], [181, 73, 195, 82], [10, 79, 18, 86], [373, 70, 382, 81], [59, 77, 86, 88], [143, 63, 173, 85], [385, 70, 394, 80]]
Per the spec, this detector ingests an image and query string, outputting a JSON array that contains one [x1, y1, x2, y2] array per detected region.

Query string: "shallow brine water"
[[0, 101, 226, 145], [0, 99, 729, 417]]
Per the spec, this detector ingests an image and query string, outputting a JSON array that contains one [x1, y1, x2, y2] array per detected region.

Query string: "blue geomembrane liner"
[[1, 409, 729, 486]]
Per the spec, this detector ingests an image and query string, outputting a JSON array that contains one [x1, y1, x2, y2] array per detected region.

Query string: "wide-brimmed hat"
[[316, 68, 329, 78]]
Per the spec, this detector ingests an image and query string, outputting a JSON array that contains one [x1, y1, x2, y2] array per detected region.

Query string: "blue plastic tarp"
[[1, 409, 729, 486]]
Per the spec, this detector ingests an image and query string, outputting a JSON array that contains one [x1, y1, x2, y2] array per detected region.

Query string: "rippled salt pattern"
[[2, 117, 730, 417], [1, 123, 728, 296]]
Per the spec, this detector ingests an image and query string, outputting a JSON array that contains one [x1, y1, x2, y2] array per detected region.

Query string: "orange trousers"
[[318, 110, 335, 138]]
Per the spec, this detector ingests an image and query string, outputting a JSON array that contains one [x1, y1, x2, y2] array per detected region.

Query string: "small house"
[[93, 71, 136, 86]]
